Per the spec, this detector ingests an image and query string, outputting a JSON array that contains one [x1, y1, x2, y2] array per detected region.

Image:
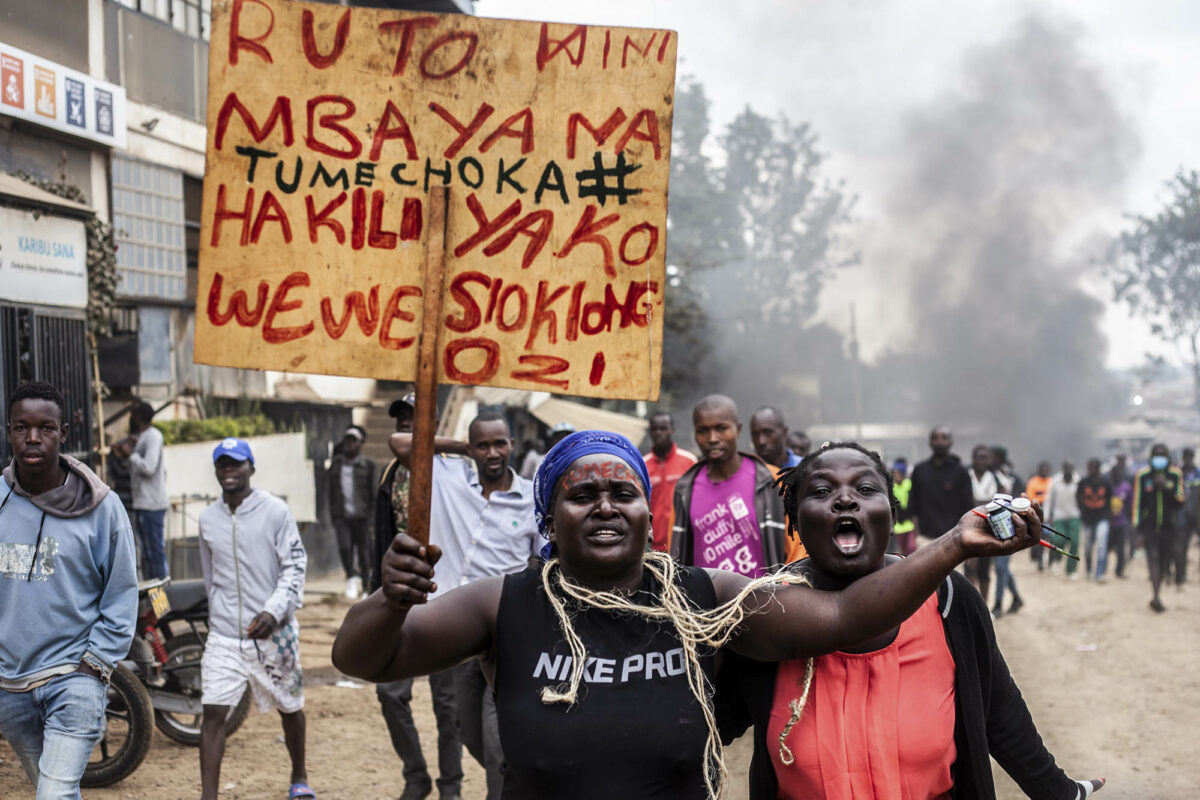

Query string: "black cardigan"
[[715, 569, 1081, 799]]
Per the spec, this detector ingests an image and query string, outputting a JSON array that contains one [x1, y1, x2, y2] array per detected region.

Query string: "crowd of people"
[[1, 378, 1159, 798], [888, 428, 1200, 617], [332, 392, 1106, 800]]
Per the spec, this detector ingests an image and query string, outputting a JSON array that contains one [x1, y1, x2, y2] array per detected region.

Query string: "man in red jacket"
[[642, 412, 696, 552]]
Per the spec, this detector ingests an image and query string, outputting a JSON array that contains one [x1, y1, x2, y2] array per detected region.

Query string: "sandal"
[[289, 782, 316, 799]]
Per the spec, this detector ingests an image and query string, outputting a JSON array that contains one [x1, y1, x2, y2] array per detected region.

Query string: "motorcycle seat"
[[162, 580, 208, 615]]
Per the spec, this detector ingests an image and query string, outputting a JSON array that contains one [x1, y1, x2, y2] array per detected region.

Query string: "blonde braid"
[[538, 551, 811, 800]]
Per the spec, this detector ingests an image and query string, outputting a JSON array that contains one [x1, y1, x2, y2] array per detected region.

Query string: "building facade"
[[0, 0, 468, 570]]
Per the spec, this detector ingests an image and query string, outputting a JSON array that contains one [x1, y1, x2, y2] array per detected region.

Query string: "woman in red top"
[[717, 442, 1106, 800]]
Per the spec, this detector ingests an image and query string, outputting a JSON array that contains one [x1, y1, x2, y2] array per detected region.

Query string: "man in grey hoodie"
[[198, 438, 311, 800], [0, 380, 138, 799], [112, 401, 169, 579]]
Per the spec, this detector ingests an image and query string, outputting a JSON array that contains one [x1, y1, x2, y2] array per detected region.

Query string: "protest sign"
[[196, 0, 676, 400]]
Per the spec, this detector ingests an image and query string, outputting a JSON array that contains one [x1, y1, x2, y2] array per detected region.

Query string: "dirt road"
[[2, 550, 1196, 798]]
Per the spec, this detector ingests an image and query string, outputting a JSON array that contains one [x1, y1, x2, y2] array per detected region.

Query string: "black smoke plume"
[[884, 13, 1139, 465]]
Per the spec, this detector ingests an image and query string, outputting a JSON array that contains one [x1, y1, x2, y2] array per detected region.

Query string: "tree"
[[1112, 169, 1200, 409], [659, 77, 727, 404], [660, 80, 857, 407], [718, 109, 857, 331]]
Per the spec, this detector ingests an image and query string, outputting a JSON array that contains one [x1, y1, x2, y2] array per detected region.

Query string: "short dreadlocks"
[[774, 441, 898, 540]]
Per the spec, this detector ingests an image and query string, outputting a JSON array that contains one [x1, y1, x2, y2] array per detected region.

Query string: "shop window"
[[113, 0, 210, 41], [112, 156, 187, 301]]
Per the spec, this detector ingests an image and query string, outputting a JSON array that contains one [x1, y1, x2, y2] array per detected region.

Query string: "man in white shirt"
[[388, 412, 539, 800], [1045, 461, 1083, 578], [966, 444, 1002, 600]]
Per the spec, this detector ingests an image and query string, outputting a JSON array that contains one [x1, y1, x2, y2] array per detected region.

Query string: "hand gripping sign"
[[196, 0, 676, 402]]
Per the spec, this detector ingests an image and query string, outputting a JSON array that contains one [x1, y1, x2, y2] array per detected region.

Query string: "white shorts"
[[201, 619, 304, 714]]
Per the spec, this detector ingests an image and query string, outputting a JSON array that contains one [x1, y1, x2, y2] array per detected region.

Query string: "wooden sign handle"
[[407, 186, 449, 547]]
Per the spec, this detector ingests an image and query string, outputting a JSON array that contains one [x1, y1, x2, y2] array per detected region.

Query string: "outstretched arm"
[[388, 433, 470, 468], [719, 503, 1041, 661], [332, 533, 499, 682]]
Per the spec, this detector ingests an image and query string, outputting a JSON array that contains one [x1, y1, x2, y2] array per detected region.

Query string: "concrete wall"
[[162, 432, 317, 541]]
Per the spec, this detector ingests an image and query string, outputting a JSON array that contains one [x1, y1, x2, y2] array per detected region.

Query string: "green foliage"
[[154, 415, 278, 446], [1112, 169, 1200, 407], [12, 171, 118, 336]]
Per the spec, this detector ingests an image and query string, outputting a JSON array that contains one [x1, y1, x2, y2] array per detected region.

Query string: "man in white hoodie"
[[198, 438, 311, 800], [0, 380, 138, 799]]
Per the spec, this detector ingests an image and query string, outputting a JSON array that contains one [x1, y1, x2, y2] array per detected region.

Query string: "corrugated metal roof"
[[530, 397, 648, 446], [0, 171, 93, 216]]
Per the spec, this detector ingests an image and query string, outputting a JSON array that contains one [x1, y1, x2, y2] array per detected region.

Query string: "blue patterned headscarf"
[[532, 430, 652, 558]]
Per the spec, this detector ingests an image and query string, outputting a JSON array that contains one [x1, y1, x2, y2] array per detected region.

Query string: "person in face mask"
[[1131, 443, 1185, 612]]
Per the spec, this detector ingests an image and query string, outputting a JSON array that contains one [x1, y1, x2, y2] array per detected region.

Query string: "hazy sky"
[[475, 0, 1200, 369]]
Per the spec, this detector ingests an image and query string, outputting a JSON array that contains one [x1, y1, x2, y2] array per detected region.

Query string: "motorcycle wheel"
[[81, 664, 154, 787], [154, 632, 251, 746]]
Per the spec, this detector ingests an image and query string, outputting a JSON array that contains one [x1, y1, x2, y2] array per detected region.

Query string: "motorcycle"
[[150, 578, 251, 746], [82, 578, 250, 787], [81, 579, 161, 788]]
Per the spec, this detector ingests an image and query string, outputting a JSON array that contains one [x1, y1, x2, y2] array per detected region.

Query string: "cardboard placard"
[[196, 0, 675, 400]]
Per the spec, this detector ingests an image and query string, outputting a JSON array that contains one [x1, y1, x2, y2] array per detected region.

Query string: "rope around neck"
[[538, 551, 813, 799]]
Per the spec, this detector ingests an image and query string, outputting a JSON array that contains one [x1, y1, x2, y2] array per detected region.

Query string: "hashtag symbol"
[[575, 152, 644, 206]]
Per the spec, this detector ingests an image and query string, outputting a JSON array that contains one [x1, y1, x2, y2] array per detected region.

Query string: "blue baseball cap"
[[213, 437, 254, 464]]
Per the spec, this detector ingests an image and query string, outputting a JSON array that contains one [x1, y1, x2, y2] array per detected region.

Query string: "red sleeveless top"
[[767, 593, 956, 799]]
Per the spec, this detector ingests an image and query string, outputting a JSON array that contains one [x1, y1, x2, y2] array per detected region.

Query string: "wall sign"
[[0, 41, 127, 149]]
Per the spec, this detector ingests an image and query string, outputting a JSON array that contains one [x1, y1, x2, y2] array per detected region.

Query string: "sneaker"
[[1008, 597, 1024, 615], [345, 577, 360, 600], [1069, 572, 1081, 581], [1149, 598, 1166, 613]]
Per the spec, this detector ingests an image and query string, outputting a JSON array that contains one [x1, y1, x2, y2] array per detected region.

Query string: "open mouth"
[[833, 518, 865, 555], [587, 527, 625, 544]]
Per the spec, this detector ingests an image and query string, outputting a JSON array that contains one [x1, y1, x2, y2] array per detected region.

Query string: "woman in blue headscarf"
[[334, 430, 1044, 800]]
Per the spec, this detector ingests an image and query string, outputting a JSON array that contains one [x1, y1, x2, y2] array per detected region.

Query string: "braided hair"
[[774, 441, 898, 541]]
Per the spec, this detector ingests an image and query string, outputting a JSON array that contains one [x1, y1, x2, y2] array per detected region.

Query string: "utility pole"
[[850, 304, 863, 441]]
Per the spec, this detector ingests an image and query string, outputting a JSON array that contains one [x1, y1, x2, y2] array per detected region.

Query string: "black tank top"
[[494, 564, 719, 799]]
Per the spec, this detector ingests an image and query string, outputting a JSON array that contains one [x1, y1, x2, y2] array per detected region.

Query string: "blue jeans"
[[993, 555, 1018, 608], [0, 672, 108, 799], [134, 508, 169, 579], [1083, 519, 1110, 578]]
